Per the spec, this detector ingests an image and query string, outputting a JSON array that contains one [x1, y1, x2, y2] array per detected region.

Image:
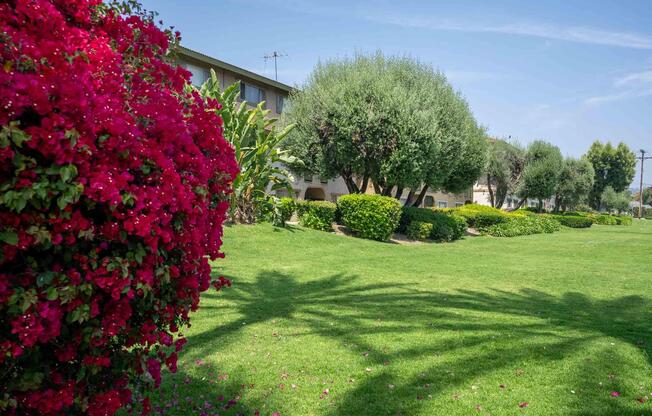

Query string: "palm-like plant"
[[198, 69, 299, 223]]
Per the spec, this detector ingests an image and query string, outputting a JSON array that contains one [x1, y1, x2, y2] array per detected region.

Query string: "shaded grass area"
[[154, 221, 652, 415]]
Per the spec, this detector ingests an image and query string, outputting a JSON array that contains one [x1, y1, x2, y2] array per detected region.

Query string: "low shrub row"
[[555, 210, 632, 226], [281, 196, 634, 241], [480, 215, 562, 237], [454, 204, 507, 228], [296, 200, 337, 231], [338, 194, 402, 241], [589, 213, 626, 225], [400, 207, 467, 242], [548, 214, 593, 228], [278, 197, 296, 224], [406, 221, 433, 240]]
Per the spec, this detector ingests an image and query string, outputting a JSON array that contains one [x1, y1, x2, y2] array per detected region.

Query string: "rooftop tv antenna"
[[263, 51, 287, 81]]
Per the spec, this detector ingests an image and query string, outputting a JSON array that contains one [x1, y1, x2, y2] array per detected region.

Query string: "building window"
[[241, 82, 265, 104], [320, 177, 328, 184], [304, 174, 312, 182], [277, 95, 286, 113], [183, 63, 209, 87], [424, 196, 434, 207], [455, 202, 464, 207], [437, 201, 448, 208]]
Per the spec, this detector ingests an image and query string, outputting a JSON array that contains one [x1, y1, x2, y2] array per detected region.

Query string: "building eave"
[[175, 45, 295, 93]]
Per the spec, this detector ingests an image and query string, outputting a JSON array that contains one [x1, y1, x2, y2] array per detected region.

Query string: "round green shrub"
[[474, 212, 510, 228], [549, 214, 593, 228], [337, 194, 401, 241], [399, 206, 438, 233], [297, 200, 336, 231], [481, 216, 561, 237], [399, 207, 467, 242], [406, 221, 433, 240], [615, 215, 633, 226], [430, 214, 468, 242], [591, 214, 618, 225], [454, 204, 507, 227], [278, 197, 296, 225]]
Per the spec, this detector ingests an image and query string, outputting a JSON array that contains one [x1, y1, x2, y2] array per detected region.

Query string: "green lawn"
[[154, 221, 652, 416]]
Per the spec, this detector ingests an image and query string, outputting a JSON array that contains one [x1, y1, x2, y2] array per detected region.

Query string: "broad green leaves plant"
[[198, 70, 299, 223]]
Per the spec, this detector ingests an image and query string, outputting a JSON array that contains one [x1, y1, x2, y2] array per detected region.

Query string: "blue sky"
[[140, 0, 652, 187]]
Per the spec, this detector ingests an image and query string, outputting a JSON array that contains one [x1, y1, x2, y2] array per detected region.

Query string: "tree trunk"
[[404, 189, 416, 207], [359, 175, 369, 194], [372, 181, 382, 194], [412, 187, 429, 207], [537, 199, 543, 212], [513, 197, 527, 210], [394, 186, 404, 200], [342, 173, 359, 194], [487, 174, 495, 207]]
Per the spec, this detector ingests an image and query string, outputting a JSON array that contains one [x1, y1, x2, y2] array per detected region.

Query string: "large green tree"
[[600, 186, 632, 214], [553, 157, 595, 212], [585, 141, 636, 209], [484, 139, 526, 208], [516, 140, 564, 211], [281, 52, 487, 206]]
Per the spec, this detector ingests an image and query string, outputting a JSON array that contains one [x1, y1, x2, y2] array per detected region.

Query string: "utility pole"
[[263, 51, 287, 81], [638, 149, 652, 218]]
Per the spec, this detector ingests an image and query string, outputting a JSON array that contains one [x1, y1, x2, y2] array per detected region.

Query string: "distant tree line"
[[484, 138, 636, 212]]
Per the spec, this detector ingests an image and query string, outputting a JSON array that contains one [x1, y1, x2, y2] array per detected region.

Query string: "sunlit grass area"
[[153, 221, 652, 416]]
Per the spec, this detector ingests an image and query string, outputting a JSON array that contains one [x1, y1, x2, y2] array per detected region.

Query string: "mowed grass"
[[153, 221, 652, 416]]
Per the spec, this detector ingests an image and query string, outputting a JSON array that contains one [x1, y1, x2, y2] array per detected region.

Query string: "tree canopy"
[[516, 140, 564, 209], [601, 186, 632, 214], [584, 141, 636, 209], [484, 139, 526, 208], [281, 52, 487, 206], [554, 157, 595, 211]]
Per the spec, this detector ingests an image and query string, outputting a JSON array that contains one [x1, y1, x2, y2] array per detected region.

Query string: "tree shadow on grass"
[[183, 271, 652, 415]]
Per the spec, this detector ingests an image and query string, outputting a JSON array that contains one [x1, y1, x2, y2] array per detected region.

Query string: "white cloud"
[[364, 15, 652, 50], [585, 69, 652, 105], [584, 88, 652, 105], [614, 70, 652, 87]]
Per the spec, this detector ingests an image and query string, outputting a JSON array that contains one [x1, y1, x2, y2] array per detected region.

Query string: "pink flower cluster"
[[0, 1, 237, 415]]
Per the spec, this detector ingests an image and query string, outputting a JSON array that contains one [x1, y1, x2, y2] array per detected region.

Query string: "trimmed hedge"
[[474, 212, 510, 228], [615, 215, 633, 225], [278, 197, 296, 225], [297, 200, 336, 231], [406, 221, 433, 240], [400, 207, 467, 242], [431, 214, 468, 242], [549, 214, 593, 228], [591, 214, 618, 225], [337, 194, 401, 241], [481, 216, 562, 237], [454, 204, 508, 227]]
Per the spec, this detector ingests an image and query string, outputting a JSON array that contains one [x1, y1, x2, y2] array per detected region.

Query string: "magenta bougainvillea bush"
[[0, 1, 238, 414]]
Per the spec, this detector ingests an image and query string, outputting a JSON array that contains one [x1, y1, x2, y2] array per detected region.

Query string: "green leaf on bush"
[[37, 271, 56, 287], [17, 371, 44, 391], [0, 230, 18, 245], [46, 287, 59, 301]]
